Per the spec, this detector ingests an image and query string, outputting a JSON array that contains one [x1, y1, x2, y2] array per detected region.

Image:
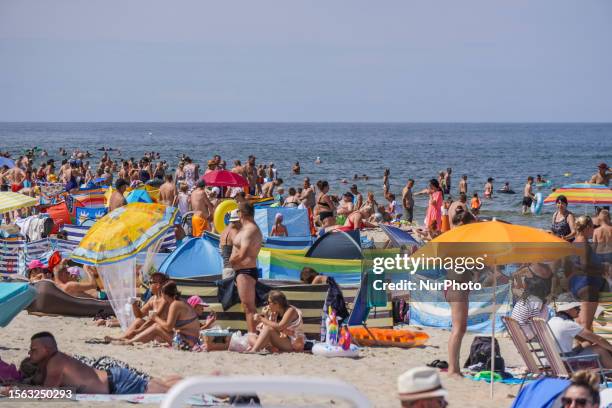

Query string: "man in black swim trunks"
[[522, 176, 534, 215], [24, 332, 182, 394], [229, 202, 263, 333]]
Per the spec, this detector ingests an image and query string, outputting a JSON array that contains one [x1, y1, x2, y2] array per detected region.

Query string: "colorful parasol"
[[70, 203, 177, 265], [0, 192, 38, 213], [202, 170, 248, 188], [543, 183, 612, 206]]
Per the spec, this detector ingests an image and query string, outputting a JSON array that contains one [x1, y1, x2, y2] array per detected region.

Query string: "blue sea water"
[[1, 122, 610, 229]]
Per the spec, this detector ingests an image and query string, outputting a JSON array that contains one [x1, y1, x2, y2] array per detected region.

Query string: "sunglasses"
[[561, 397, 591, 407]]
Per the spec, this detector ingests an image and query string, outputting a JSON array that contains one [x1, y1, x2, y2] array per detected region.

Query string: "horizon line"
[[1, 121, 612, 125]]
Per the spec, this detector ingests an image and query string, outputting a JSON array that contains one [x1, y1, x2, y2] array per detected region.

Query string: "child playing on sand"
[[470, 192, 481, 216]]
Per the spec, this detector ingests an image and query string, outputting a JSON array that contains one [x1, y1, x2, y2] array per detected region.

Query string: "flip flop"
[[427, 360, 449, 369], [426, 359, 440, 368]]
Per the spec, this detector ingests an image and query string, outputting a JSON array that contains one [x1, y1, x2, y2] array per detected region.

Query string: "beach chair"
[[531, 317, 610, 385], [160, 376, 373, 408], [501, 316, 549, 390]]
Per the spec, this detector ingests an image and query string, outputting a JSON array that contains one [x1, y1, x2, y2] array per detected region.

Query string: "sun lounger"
[[531, 317, 610, 384], [160, 376, 373, 408], [27, 279, 113, 317]]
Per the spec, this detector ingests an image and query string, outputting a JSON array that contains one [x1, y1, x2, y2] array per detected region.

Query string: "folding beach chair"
[[161, 376, 373, 408], [531, 317, 610, 385], [502, 316, 549, 390]]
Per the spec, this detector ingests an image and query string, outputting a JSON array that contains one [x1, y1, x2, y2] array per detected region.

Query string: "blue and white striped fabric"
[[409, 274, 512, 334], [0, 238, 76, 276]]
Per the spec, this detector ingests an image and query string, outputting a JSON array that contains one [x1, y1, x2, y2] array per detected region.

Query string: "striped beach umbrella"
[[0, 192, 38, 213], [543, 183, 612, 206], [71, 203, 177, 265]]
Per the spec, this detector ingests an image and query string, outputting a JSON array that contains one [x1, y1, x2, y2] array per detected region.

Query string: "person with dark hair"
[[336, 192, 355, 218], [109, 178, 128, 212], [402, 179, 415, 223], [552, 195, 576, 241], [421, 179, 443, 232], [522, 176, 535, 215], [190, 179, 214, 236], [230, 201, 263, 333], [248, 290, 305, 353], [299, 267, 348, 334], [484, 177, 494, 199], [26, 332, 182, 393], [314, 180, 335, 224], [561, 370, 601, 408], [283, 187, 300, 208], [122, 281, 201, 349]]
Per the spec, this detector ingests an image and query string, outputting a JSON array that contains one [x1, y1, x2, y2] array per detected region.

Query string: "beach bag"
[[464, 336, 505, 372]]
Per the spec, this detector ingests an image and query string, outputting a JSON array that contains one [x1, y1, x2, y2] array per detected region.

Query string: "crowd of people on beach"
[[1, 146, 611, 404]]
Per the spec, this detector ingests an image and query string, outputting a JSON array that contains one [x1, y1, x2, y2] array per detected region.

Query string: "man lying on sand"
[[13, 332, 182, 394]]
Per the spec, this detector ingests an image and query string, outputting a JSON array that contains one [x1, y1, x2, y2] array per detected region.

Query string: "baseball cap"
[[187, 295, 208, 308], [27, 259, 45, 269]]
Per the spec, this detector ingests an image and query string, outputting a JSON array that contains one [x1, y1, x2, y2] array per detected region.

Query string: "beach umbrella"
[[202, 170, 248, 188], [543, 183, 612, 206], [0, 157, 15, 168], [413, 220, 576, 397], [0, 192, 38, 214], [70, 203, 177, 265]]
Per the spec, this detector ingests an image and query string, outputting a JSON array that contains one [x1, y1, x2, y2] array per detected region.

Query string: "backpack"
[[464, 336, 505, 372]]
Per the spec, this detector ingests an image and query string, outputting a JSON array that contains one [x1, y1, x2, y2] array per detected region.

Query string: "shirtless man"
[[108, 179, 128, 212], [190, 180, 214, 236], [522, 176, 535, 215], [402, 179, 415, 223], [594, 210, 612, 270], [229, 201, 263, 333], [292, 162, 300, 175], [444, 168, 452, 195], [5, 166, 26, 192], [262, 178, 283, 198], [458, 175, 468, 195], [337, 192, 355, 216], [231, 160, 244, 175], [53, 261, 99, 298], [590, 163, 610, 186], [244, 156, 258, 195], [159, 174, 177, 206], [299, 177, 316, 209], [26, 332, 181, 394], [448, 193, 468, 229]]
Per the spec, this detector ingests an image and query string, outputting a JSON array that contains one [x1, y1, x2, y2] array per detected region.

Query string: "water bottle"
[[172, 333, 182, 350]]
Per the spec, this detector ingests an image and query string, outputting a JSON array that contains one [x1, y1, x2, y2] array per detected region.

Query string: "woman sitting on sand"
[[340, 206, 376, 231], [121, 281, 201, 349], [248, 290, 305, 353]]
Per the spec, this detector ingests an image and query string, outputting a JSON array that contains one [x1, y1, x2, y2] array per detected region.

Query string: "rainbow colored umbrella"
[[71, 203, 177, 265], [543, 183, 612, 206]]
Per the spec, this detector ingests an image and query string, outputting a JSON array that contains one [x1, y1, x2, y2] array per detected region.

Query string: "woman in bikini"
[[124, 281, 201, 349], [315, 180, 335, 224], [341, 206, 376, 231], [248, 290, 305, 353], [551, 195, 576, 241]]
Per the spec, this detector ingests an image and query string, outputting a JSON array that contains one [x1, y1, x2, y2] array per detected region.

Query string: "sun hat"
[[229, 210, 240, 222], [398, 367, 447, 402], [187, 295, 208, 308], [556, 292, 581, 312], [27, 259, 45, 269], [557, 302, 581, 312]]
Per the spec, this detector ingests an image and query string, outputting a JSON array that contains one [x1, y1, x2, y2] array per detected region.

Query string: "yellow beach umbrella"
[[0, 192, 38, 213], [71, 203, 177, 265], [413, 220, 576, 397], [414, 219, 577, 264]]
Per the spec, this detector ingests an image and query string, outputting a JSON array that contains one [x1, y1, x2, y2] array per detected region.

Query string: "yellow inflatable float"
[[213, 200, 238, 233]]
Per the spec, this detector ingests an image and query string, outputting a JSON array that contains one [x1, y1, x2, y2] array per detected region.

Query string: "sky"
[[0, 1, 611, 122]]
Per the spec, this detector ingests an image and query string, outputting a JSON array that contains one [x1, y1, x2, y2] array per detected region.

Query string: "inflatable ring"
[[311, 342, 360, 358], [213, 200, 238, 233], [530, 191, 544, 215]]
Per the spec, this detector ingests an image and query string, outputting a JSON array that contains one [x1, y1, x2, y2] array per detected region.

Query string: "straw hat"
[[397, 367, 447, 402], [229, 210, 240, 222]]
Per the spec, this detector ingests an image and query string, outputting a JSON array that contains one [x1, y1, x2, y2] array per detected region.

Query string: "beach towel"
[[0, 359, 22, 382]]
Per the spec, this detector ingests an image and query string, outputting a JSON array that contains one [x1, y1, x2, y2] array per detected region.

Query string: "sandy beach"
[[1, 312, 524, 407]]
